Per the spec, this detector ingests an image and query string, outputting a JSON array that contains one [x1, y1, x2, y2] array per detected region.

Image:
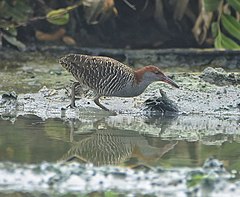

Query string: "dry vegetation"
[[0, 0, 239, 50]]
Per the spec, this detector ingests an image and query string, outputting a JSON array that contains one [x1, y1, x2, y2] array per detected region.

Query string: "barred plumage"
[[61, 129, 137, 165], [59, 54, 179, 111], [60, 54, 134, 96]]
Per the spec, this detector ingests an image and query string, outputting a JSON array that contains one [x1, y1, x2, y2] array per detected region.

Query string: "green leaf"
[[214, 30, 240, 49], [214, 32, 223, 48], [46, 9, 70, 25], [211, 22, 218, 37], [2, 33, 26, 51], [3, 27, 17, 36], [221, 14, 240, 40], [203, 0, 222, 12], [105, 191, 119, 197], [227, 0, 240, 12], [221, 32, 240, 49], [187, 174, 206, 188], [0, 0, 32, 25]]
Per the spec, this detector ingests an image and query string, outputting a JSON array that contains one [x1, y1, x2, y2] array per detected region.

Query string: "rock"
[[143, 89, 179, 114], [200, 67, 240, 86]]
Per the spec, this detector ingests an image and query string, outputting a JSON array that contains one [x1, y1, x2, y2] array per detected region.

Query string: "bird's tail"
[[59, 54, 71, 68]]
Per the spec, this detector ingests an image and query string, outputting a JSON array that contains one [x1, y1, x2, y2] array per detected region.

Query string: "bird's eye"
[[154, 71, 160, 74]]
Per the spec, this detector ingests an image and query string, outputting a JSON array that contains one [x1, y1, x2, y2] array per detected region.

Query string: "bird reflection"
[[61, 116, 178, 166]]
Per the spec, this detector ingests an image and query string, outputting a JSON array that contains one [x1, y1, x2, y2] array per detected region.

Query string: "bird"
[[59, 54, 179, 111]]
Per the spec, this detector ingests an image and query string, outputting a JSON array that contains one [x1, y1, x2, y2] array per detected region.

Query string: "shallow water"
[[1, 115, 240, 172]]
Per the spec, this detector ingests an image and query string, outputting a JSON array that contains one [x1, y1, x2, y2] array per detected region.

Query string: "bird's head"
[[135, 65, 179, 88]]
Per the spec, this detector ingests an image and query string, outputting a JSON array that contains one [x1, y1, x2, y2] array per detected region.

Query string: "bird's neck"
[[134, 67, 147, 84], [134, 67, 156, 85], [131, 69, 154, 95]]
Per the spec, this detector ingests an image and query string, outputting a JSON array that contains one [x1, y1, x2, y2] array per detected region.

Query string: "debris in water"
[[144, 89, 179, 114]]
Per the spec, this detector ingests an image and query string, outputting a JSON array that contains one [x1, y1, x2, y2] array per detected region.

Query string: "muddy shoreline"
[[1, 47, 240, 71], [1, 68, 239, 143]]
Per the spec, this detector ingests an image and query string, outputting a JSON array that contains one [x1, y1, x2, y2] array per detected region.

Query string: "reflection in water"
[[60, 114, 240, 170], [0, 113, 240, 170], [62, 118, 177, 166], [143, 114, 178, 135]]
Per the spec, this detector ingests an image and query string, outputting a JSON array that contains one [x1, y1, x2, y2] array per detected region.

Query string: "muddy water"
[[0, 49, 240, 196], [1, 115, 240, 170]]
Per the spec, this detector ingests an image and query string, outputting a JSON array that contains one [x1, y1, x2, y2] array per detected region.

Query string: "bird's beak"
[[162, 76, 179, 88]]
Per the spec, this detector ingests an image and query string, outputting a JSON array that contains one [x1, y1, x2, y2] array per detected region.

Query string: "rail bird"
[[59, 54, 179, 111]]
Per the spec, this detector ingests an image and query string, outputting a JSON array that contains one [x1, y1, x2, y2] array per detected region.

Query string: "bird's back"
[[59, 54, 135, 96]]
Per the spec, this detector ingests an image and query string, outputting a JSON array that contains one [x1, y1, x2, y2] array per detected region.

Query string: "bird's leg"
[[94, 97, 110, 111], [67, 81, 80, 108]]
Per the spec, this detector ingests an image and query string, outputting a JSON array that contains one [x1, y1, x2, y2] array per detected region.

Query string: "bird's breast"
[[110, 82, 145, 97]]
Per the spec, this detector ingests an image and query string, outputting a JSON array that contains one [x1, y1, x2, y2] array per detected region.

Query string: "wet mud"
[[0, 158, 237, 196], [1, 67, 239, 131]]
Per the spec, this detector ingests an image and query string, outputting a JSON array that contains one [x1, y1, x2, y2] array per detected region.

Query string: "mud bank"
[[1, 68, 240, 143], [0, 158, 238, 197], [0, 47, 240, 71]]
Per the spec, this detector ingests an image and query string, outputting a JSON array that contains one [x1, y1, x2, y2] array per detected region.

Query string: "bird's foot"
[[66, 102, 76, 109], [130, 164, 153, 171]]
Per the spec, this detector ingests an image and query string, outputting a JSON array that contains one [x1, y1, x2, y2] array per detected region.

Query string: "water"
[[1, 115, 240, 172], [0, 116, 70, 163]]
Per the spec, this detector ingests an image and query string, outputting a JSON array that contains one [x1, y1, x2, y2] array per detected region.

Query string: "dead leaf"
[[173, 0, 189, 21], [35, 28, 66, 41], [83, 0, 117, 24], [192, 0, 213, 44], [2, 33, 26, 51], [62, 35, 76, 45], [154, 0, 168, 31], [184, 6, 197, 23]]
